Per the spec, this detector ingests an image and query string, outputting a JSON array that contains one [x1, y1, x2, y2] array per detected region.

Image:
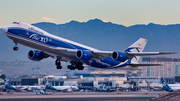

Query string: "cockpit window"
[[13, 22, 19, 24]]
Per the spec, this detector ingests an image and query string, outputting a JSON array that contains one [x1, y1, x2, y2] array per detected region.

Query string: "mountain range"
[[0, 18, 179, 61]]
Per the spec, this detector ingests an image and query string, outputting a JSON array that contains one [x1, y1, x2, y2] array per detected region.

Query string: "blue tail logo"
[[124, 47, 141, 53], [124, 47, 141, 61]]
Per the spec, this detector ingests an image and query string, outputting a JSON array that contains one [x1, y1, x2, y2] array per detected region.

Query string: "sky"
[[1, 0, 180, 28]]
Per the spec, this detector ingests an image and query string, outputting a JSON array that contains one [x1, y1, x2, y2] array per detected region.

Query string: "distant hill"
[[0, 18, 179, 61]]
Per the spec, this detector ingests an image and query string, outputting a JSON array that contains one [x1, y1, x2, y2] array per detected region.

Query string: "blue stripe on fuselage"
[[7, 27, 88, 50], [84, 57, 129, 68]]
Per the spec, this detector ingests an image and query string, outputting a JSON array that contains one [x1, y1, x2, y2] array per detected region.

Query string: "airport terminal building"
[[139, 57, 180, 77], [7, 71, 127, 88]]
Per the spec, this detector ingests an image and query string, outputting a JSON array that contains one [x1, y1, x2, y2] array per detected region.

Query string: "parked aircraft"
[[17, 85, 45, 91], [2, 21, 176, 70], [45, 79, 78, 92], [94, 84, 115, 92], [161, 78, 180, 92]]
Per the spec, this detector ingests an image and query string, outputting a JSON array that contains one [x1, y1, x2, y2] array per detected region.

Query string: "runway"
[[0, 91, 168, 101]]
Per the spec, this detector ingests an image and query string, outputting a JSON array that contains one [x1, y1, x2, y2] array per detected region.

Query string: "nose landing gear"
[[13, 42, 18, 51], [13, 47, 18, 51]]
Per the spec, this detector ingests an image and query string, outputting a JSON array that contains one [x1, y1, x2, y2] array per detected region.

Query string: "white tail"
[[124, 38, 148, 62]]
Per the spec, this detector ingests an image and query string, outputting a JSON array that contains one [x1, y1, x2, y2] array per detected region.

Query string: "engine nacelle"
[[28, 50, 45, 61], [112, 51, 127, 62], [76, 50, 92, 60]]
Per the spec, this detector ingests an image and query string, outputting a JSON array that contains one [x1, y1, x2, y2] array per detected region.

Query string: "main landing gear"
[[55, 59, 84, 70], [67, 62, 84, 70], [13, 42, 18, 51], [55, 58, 62, 69]]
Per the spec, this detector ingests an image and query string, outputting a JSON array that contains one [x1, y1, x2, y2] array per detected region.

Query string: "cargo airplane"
[[2, 21, 176, 70]]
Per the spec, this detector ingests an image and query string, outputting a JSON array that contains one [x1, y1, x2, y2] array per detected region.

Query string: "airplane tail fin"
[[4, 79, 8, 85], [45, 78, 49, 90], [127, 77, 129, 81], [161, 78, 174, 92], [45, 78, 49, 85], [124, 38, 148, 62]]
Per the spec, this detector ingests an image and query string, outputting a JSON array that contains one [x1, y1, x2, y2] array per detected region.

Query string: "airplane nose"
[[2, 26, 8, 33]]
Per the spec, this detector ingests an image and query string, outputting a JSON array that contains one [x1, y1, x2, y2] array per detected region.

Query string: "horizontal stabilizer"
[[128, 63, 162, 67], [125, 52, 177, 56]]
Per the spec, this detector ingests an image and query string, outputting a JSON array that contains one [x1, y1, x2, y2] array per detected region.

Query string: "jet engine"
[[28, 50, 47, 61], [76, 50, 92, 60], [112, 51, 127, 62]]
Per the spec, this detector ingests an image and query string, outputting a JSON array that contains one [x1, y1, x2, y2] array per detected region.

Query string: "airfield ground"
[[0, 91, 168, 101]]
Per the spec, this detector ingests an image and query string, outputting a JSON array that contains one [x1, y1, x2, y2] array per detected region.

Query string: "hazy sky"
[[1, 0, 180, 28]]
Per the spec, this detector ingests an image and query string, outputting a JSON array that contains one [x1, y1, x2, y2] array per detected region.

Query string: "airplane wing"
[[50, 49, 112, 62], [53, 48, 176, 61]]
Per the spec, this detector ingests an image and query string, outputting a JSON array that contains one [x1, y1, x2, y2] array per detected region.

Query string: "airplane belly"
[[83, 57, 139, 70], [84, 57, 123, 69]]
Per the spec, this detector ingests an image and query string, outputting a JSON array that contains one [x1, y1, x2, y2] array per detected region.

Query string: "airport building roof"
[[73, 71, 127, 77]]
